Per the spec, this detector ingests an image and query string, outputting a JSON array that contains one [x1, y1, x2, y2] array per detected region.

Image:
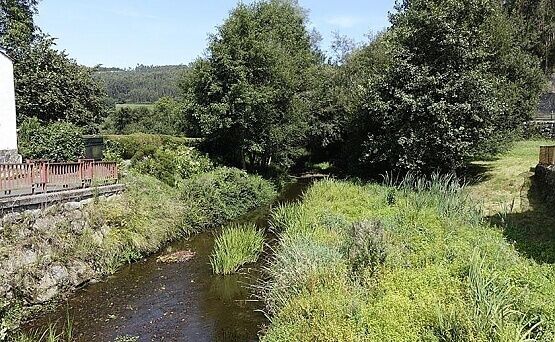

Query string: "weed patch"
[[210, 224, 264, 275]]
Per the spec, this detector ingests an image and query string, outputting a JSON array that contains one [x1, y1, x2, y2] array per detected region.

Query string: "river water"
[[23, 179, 310, 342]]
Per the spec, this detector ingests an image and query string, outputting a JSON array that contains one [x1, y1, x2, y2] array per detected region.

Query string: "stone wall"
[[0, 195, 120, 329], [535, 164, 555, 203], [0, 149, 21, 163], [524, 121, 555, 139]]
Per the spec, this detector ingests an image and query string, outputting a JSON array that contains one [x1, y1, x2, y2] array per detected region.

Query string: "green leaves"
[[18, 117, 85, 162], [341, 0, 545, 174], [181, 0, 319, 172]]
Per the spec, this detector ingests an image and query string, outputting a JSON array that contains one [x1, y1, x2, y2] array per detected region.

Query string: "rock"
[[67, 262, 95, 287], [32, 217, 53, 232], [63, 202, 82, 211], [51, 265, 69, 283], [2, 212, 22, 225], [34, 273, 58, 303], [19, 249, 38, 266]]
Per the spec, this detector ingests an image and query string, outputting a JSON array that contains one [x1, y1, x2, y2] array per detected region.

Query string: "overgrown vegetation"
[[181, 167, 276, 228], [210, 224, 264, 275], [103, 133, 199, 160], [17, 118, 85, 162], [261, 177, 555, 341], [102, 97, 187, 136]]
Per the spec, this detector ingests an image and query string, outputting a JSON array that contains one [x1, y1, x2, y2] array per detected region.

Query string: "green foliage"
[[210, 224, 264, 275], [94, 64, 188, 104], [345, 220, 386, 278], [103, 133, 199, 160], [103, 97, 186, 136], [261, 178, 555, 341], [181, 167, 277, 227], [18, 117, 84, 161], [133, 146, 213, 186], [1, 0, 107, 132], [181, 0, 319, 172], [332, 0, 545, 174], [505, 0, 555, 74]]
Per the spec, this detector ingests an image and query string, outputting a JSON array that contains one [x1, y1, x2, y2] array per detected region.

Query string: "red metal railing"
[[0, 160, 118, 197]]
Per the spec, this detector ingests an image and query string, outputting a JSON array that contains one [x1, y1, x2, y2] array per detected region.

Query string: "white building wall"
[[0, 52, 18, 151]]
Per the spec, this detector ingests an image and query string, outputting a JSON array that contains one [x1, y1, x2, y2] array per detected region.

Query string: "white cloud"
[[326, 15, 362, 28]]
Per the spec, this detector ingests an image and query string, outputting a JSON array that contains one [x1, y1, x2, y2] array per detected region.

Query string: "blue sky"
[[36, 0, 396, 68]]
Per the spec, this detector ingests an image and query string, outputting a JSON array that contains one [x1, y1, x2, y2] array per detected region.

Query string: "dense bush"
[[335, 0, 545, 174], [18, 117, 85, 161], [103, 97, 187, 136], [103, 133, 200, 160], [210, 224, 265, 275], [133, 146, 213, 186], [181, 167, 276, 228], [262, 178, 555, 341], [181, 0, 319, 172]]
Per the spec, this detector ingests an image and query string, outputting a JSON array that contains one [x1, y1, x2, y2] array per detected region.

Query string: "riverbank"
[[1, 167, 275, 340], [261, 177, 555, 341]]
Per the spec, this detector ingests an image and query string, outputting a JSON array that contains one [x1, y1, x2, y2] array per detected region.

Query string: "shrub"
[[18, 117, 85, 162], [103, 133, 201, 160], [181, 167, 276, 228], [210, 224, 264, 275], [133, 146, 213, 186], [345, 220, 387, 278]]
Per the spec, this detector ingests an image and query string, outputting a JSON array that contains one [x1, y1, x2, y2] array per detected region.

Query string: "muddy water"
[[24, 179, 310, 342]]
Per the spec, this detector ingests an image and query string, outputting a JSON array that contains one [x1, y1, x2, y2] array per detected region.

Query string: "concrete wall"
[[0, 51, 18, 153]]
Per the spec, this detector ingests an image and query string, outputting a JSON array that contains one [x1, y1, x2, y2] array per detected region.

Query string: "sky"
[[36, 0, 396, 68]]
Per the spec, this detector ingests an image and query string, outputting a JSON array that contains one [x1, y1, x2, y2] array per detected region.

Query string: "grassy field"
[[467, 139, 554, 215], [115, 103, 155, 110], [467, 139, 555, 263], [262, 176, 555, 341]]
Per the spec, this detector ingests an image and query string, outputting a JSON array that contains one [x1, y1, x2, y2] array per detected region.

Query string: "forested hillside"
[[94, 64, 187, 104]]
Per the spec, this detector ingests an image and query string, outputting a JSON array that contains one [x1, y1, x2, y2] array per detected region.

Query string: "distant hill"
[[94, 64, 188, 104]]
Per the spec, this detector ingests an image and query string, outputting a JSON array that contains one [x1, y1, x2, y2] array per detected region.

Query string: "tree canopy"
[[330, 0, 545, 174], [181, 0, 320, 172], [1, 0, 106, 132]]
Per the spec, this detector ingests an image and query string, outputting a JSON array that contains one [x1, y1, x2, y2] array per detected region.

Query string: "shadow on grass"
[[462, 162, 495, 186], [489, 175, 555, 264]]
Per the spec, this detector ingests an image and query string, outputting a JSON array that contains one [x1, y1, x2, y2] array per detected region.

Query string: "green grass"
[[467, 139, 554, 215], [261, 176, 555, 341], [468, 139, 555, 263], [115, 103, 155, 110], [210, 224, 265, 275]]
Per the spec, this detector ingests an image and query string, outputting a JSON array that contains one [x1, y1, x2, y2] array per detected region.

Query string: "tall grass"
[[210, 224, 265, 275], [260, 176, 555, 341]]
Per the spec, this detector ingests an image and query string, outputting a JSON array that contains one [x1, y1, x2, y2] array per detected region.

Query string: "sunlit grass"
[[211, 224, 265, 275], [467, 139, 554, 215], [261, 176, 555, 341]]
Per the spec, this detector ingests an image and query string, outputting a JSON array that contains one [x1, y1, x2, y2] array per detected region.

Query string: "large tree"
[[1, 0, 106, 132], [181, 0, 319, 172], [339, 0, 545, 174], [505, 0, 555, 74]]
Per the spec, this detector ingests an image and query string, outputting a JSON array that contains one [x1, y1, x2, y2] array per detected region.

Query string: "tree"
[[180, 0, 319, 172], [1, 0, 106, 132], [505, 0, 555, 74], [341, 0, 545, 174]]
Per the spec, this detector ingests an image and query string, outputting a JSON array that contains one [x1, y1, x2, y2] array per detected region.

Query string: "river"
[[23, 178, 311, 342]]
